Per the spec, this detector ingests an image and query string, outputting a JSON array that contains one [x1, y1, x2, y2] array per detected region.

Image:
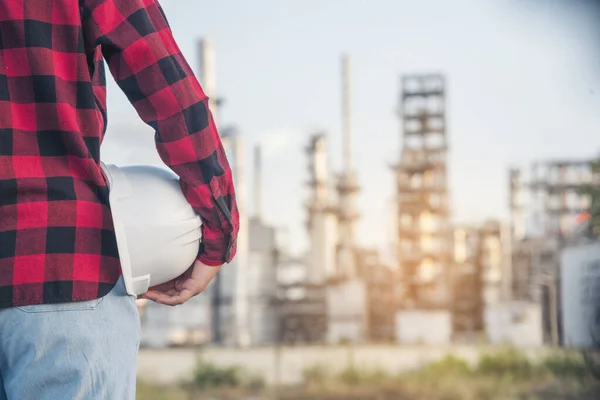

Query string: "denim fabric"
[[0, 277, 140, 400]]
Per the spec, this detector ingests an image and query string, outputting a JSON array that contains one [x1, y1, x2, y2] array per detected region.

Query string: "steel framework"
[[393, 74, 452, 309]]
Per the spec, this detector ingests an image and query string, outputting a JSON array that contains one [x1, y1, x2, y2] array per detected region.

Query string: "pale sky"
[[101, 0, 600, 256]]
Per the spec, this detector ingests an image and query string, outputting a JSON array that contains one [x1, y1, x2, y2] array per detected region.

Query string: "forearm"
[[81, 0, 239, 264]]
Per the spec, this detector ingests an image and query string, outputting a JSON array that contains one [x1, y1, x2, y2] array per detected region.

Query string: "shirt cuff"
[[197, 254, 225, 267], [197, 234, 237, 266]]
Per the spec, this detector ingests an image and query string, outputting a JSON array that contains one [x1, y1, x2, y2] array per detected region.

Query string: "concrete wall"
[[395, 310, 452, 345], [484, 301, 543, 347], [137, 345, 548, 386], [326, 280, 368, 344]]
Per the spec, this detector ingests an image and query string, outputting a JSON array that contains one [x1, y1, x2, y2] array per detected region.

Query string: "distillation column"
[[306, 135, 338, 284], [336, 54, 360, 279]]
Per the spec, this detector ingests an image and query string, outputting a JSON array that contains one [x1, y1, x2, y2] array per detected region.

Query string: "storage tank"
[[560, 241, 600, 348]]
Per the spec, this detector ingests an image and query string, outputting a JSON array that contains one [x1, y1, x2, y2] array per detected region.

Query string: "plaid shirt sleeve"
[[80, 0, 238, 266]]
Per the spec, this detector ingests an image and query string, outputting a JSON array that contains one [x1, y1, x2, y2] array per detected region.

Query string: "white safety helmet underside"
[[101, 163, 202, 296]]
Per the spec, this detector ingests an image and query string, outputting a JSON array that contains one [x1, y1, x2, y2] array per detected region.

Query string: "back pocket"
[[16, 297, 104, 313]]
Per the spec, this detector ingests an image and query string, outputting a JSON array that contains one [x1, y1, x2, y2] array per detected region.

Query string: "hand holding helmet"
[[101, 163, 208, 299], [139, 259, 222, 306]]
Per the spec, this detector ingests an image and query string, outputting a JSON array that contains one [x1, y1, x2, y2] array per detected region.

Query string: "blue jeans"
[[0, 277, 140, 400]]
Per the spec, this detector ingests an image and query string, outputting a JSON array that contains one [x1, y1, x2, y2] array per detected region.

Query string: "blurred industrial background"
[[132, 41, 600, 352], [99, 0, 600, 398]]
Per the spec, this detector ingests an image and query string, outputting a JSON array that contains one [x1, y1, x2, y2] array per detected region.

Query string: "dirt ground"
[[138, 380, 600, 400]]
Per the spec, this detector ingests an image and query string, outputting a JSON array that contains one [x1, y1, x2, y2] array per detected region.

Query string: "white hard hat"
[[100, 163, 202, 296]]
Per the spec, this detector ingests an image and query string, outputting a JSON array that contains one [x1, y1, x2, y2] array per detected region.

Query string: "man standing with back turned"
[[0, 1, 239, 399]]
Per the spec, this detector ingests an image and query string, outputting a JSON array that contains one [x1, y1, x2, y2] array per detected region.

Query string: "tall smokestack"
[[336, 53, 359, 279], [254, 144, 262, 220], [341, 54, 352, 174], [198, 38, 219, 124]]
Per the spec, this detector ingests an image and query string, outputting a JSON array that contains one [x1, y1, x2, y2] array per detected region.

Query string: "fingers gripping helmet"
[[100, 163, 202, 296]]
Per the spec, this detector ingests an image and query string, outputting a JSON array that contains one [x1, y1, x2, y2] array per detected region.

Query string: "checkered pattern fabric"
[[0, 0, 239, 308]]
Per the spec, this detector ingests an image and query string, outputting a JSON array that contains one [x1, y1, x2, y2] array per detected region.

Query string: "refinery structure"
[[138, 37, 600, 350], [393, 74, 451, 310]]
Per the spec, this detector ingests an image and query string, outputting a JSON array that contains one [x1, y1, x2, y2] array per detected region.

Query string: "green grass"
[[192, 357, 266, 391]]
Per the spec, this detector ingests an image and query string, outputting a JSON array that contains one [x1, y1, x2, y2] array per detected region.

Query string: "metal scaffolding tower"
[[529, 160, 592, 240], [393, 74, 451, 309], [508, 159, 593, 345], [509, 159, 593, 302]]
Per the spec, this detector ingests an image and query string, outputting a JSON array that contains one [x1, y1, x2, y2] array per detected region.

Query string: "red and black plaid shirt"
[[0, 0, 239, 308]]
